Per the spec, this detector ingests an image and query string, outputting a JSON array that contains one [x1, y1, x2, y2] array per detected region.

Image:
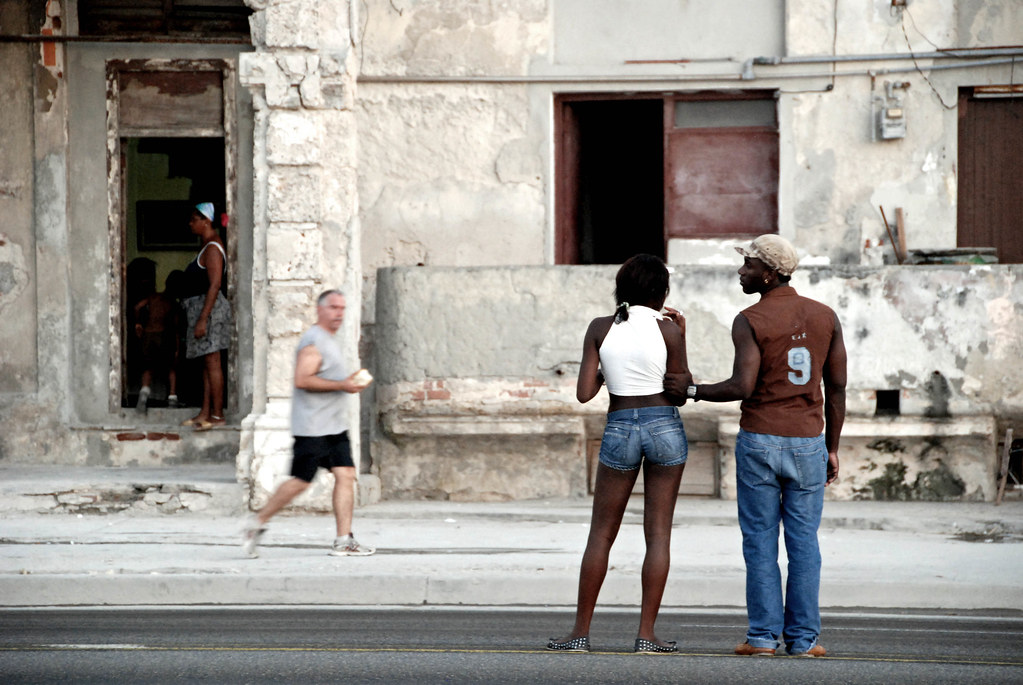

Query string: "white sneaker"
[[241, 516, 267, 558], [136, 386, 150, 413], [329, 534, 375, 557]]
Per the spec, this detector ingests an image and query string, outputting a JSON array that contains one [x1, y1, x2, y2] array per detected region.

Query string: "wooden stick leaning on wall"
[[894, 207, 908, 263], [879, 206, 904, 264]]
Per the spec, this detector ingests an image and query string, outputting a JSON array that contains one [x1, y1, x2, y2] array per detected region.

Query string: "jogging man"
[[242, 290, 375, 558]]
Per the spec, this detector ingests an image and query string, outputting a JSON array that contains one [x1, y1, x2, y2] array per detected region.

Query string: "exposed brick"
[[116, 432, 146, 441], [505, 389, 531, 398], [426, 389, 451, 400], [411, 391, 426, 401], [146, 432, 181, 441], [523, 380, 548, 387]]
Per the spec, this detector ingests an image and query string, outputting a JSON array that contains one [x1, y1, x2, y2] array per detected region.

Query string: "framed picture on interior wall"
[[136, 200, 201, 250]]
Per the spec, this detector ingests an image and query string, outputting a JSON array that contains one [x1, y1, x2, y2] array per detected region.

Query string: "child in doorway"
[[134, 271, 183, 412]]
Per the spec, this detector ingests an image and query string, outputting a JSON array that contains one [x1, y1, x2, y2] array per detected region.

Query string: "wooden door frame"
[[105, 58, 238, 413], [554, 91, 778, 264]]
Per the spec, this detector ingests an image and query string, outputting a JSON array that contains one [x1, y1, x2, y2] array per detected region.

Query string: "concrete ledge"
[[717, 416, 999, 501], [717, 415, 997, 439], [1, 574, 1017, 610], [829, 416, 995, 438]]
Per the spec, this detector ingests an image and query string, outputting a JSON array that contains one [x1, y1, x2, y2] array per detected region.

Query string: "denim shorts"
[[598, 406, 688, 471]]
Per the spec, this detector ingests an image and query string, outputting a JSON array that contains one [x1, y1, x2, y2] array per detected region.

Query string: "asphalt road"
[[2, 607, 1022, 684]]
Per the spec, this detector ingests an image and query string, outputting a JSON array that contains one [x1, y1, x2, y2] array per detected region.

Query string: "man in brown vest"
[[666, 234, 847, 657]]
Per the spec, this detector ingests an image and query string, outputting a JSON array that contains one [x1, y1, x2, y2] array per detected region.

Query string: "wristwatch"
[[686, 385, 698, 400]]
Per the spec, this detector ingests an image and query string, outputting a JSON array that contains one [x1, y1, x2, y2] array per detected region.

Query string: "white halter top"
[[598, 305, 667, 396]]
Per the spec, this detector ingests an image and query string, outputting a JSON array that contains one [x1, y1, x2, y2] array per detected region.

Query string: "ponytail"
[[614, 301, 630, 324]]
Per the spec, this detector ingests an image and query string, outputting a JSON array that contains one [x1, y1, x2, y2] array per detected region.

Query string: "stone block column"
[[237, 0, 378, 510]]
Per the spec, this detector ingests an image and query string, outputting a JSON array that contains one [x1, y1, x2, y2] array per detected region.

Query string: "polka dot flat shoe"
[[634, 638, 678, 654], [546, 636, 590, 652]]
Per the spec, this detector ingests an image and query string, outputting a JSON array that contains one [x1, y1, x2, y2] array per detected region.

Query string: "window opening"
[[875, 389, 901, 416], [555, 92, 778, 264], [673, 99, 776, 128], [1009, 438, 1023, 491], [78, 0, 252, 39]]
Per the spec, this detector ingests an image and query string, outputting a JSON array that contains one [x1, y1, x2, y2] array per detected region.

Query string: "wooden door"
[[957, 93, 1023, 263]]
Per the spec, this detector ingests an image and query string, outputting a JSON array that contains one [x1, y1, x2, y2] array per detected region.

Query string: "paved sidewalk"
[[1, 488, 1021, 610]]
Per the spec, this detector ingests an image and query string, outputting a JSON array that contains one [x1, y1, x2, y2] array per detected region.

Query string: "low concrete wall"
[[718, 417, 998, 502], [372, 264, 1023, 501]]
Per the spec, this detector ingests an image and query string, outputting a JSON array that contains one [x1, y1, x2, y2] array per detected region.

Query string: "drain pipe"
[[754, 46, 1023, 66], [740, 56, 1019, 81], [742, 47, 1023, 80]]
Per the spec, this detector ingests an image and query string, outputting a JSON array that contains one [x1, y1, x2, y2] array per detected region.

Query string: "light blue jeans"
[[599, 406, 688, 470], [735, 428, 827, 655]]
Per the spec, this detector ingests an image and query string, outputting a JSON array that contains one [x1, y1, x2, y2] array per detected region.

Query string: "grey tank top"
[[291, 325, 351, 437]]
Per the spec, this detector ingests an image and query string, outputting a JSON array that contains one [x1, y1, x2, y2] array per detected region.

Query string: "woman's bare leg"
[[637, 461, 685, 644], [558, 464, 640, 640], [204, 352, 224, 421]]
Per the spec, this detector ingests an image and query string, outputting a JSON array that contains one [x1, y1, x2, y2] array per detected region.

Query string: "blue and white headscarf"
[[195, 202, 215, 221]]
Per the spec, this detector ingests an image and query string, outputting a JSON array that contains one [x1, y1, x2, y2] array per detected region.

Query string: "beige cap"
[[735, 234, 800, 276]]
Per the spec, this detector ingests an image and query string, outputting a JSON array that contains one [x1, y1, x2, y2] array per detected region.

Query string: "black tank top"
[[183, 242, 226, 298]]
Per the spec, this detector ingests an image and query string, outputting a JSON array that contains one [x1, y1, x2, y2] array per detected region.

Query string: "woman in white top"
[[548, 254, 691, 654]]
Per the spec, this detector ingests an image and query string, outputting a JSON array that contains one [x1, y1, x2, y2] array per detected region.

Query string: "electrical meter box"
[[877, 105, 907, 140], [873, 81, 909, 141]]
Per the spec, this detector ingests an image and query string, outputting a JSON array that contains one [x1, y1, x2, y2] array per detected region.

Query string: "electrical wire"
[[900, 11, 957, 110]]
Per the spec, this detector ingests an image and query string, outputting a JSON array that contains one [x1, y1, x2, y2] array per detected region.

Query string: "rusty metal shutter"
[[666, 128, 778, 238]]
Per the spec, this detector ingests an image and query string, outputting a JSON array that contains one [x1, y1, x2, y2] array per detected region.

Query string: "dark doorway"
[[562, 100, 664, 264], [957, 91, 1023, 263], [123, 136, 227, 410]]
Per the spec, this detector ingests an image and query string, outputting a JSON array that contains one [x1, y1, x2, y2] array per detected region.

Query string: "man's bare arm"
[[294, 345, 370, 393], [666, 314, 760, 402], [823, 314, 847, 485]]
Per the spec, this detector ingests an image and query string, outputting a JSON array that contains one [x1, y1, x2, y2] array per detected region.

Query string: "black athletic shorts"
[[291, 432, 354, 482]]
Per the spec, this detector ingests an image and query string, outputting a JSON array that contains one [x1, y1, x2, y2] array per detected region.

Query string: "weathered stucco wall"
[[0, 0, 85, 464], [351, 2, 1022, 503], [5, 1, 1021, 508], [373, 264, 1022, 501], [0, 7, 37, 397], [0, 0, 253, 467], [552, 0, 783, 65], [355, 0, 1023, 319], [776, 0, 1023, 263]]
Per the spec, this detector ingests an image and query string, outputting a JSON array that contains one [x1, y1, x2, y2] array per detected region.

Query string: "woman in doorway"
[[547, 254, 691, 654], [181, 202, 231, 431]]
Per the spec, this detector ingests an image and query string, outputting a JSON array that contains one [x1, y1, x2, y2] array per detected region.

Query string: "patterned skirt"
[[183, 292, 231, 359]]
